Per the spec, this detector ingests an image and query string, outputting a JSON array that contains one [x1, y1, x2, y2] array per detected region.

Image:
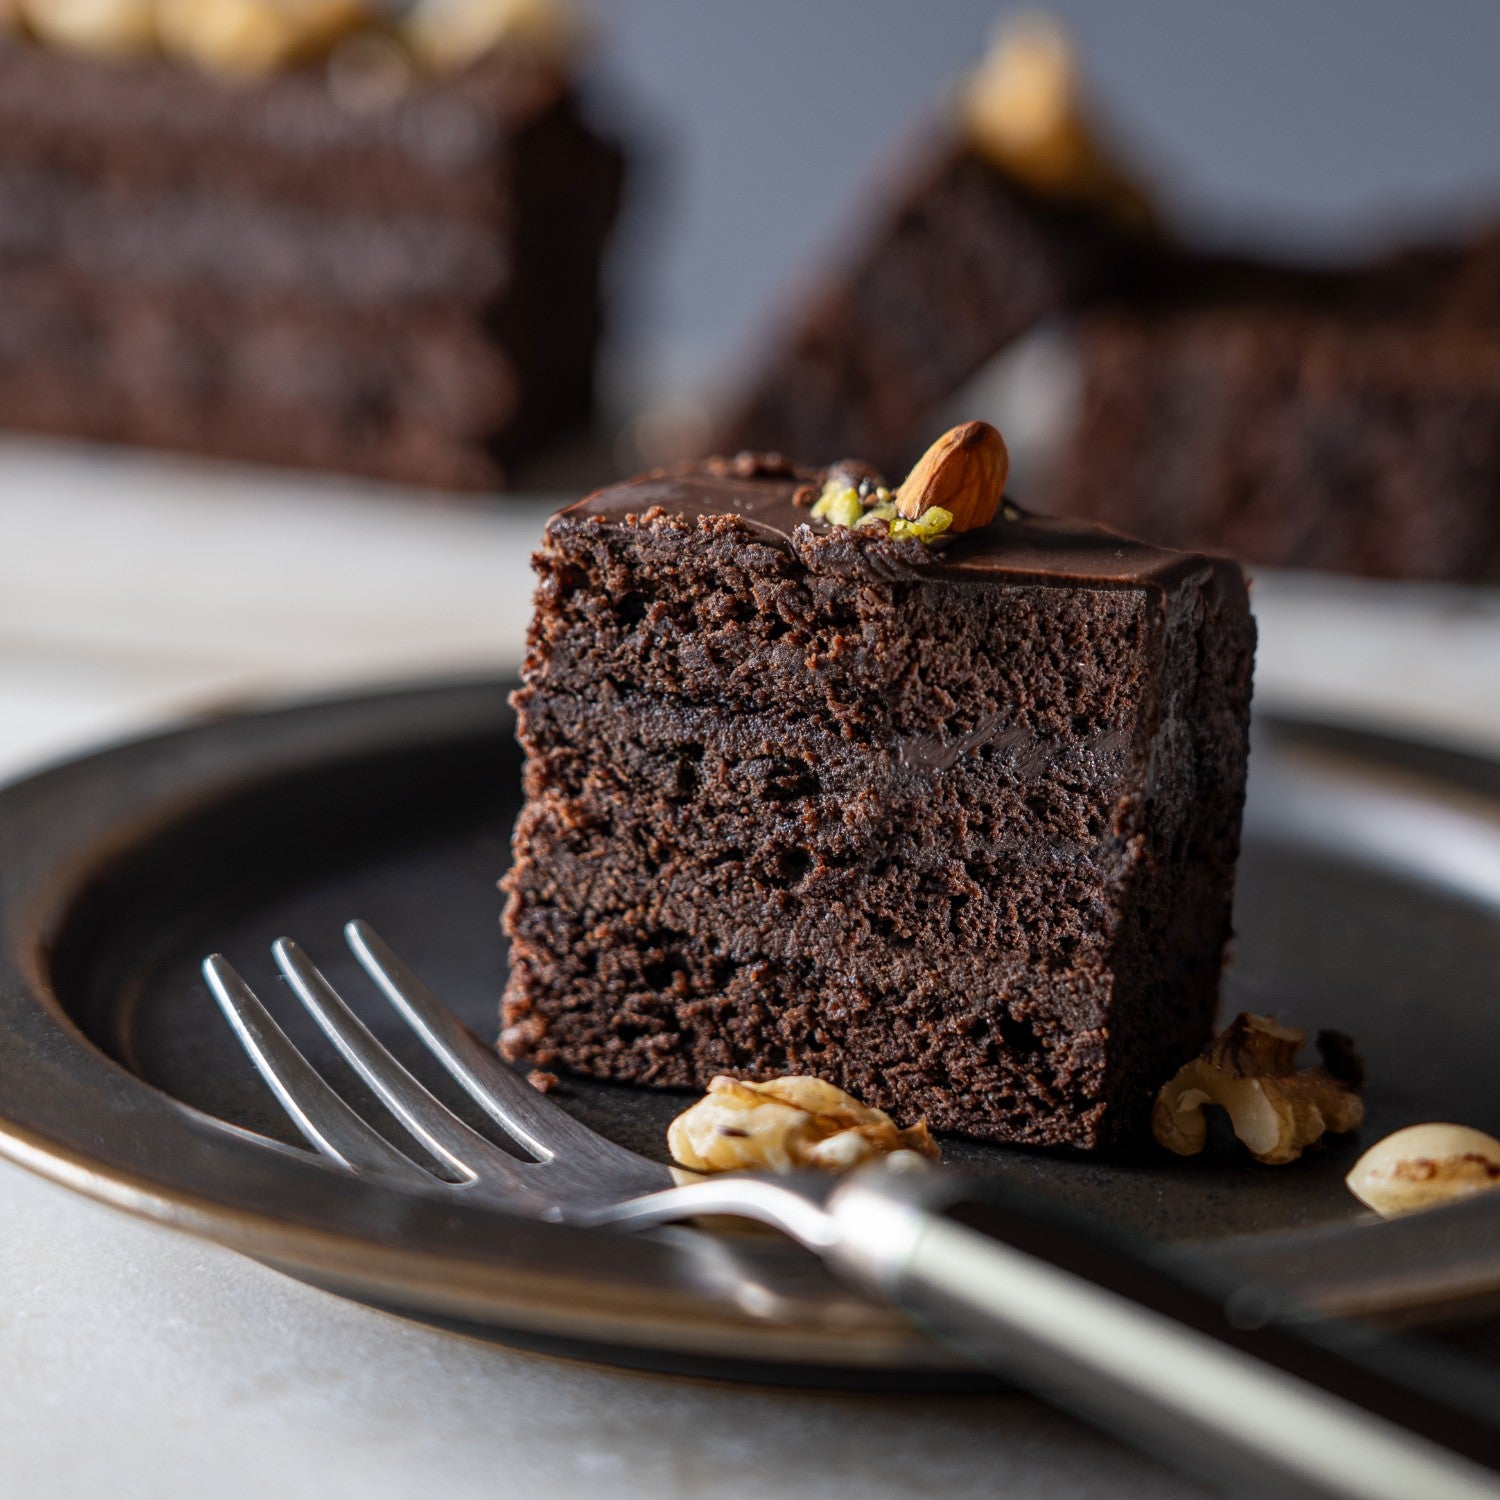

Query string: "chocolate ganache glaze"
[[556, 456, 1225, 595]]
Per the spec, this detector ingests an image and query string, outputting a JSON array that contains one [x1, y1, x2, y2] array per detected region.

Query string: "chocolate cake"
[[1045, 243, 1500, 581], [0, 24, 624, 489], [718, 143, 1148, 483], [718, 18, 1158, 481], [501, 439, 1256, 1148]]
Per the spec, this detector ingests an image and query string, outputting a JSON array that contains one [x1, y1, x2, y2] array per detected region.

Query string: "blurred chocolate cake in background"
[[1051, 237, 1500, 582], [719, 16, 1162, 485], [722, 15, 1500, 582], [0, 0, 626, 490]]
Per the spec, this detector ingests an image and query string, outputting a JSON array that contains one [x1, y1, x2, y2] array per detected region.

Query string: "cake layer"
[[503, 459, 1255, 1147], [510, 688, 1147, 973], [505, 921, 1120, 1144], [0, 168, 510, 308], [0, 45, 567, 217], [0, 279, 525, 486], [531, 472, 1213, 743]]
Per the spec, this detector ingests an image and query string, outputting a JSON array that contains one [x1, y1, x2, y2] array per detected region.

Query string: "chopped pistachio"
[[890, 505, 954, 542], [814, 480, 950, 542], [826, 488, 865, 528], [810, 480, 862, 528]]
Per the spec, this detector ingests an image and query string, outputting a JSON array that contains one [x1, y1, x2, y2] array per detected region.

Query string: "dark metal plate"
[[3, 678, 1500, 1383]]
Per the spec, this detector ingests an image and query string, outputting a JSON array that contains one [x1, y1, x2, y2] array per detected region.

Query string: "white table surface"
[[3, 436, 1499, 1500]]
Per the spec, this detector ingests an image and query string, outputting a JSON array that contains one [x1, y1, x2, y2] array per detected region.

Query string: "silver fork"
[[204, 922, 1500, 1500]]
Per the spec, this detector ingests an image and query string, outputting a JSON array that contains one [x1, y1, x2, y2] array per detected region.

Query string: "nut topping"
[[895, 421, 1010, 534], [20, 0, 155, 56], [1346, 1123, 1500, 1218], [156, 0, 369, 77], [667, 1074, 940, 1175], [1152, 1013, 1365, 1165], [961, 13, 1155, 230], [404, 0, 586, 73]]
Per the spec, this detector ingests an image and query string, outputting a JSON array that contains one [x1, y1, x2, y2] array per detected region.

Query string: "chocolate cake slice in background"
[[501, 443, 1255, 1149], [717, 17, 1160, 481], [0, 19, 625, 490], [714, 14, 1500, 583], [1044, 240, 1500, 581]]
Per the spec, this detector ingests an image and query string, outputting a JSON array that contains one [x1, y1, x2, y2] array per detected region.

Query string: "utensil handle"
[[824, 1172, 1500, 1500]]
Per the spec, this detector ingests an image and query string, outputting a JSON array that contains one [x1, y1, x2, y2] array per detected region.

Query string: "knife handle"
[[823, 1170, 1500, 1500]]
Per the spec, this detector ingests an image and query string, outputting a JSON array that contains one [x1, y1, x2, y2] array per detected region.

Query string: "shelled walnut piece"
[[1152, 1013, 1364, 1165], [668, 1076, 941, 1175]]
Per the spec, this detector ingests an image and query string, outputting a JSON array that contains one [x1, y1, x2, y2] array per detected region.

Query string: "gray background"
[[586, 1, 1500, 391]]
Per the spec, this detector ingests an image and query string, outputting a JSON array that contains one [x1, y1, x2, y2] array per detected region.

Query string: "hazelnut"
[[1153, 1013, 1365, 1166], [895, 420, 1009, 534], [667, 1074, 940, 1176], [1346, 1124, 1500, 1219], [20, 0, 155, 56], [156, 0, 370, 78]]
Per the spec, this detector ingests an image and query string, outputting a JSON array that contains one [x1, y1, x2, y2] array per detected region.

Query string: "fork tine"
[[202, 955, 436, 1188], [344, 920, 662, 1175], [271, 938, 534, 1189]]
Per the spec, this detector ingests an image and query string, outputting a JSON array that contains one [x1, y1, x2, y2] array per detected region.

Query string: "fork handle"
[[822, 1172, 1500, 1500]]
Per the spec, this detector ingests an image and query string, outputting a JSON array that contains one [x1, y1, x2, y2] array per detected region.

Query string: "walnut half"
[[1152, 1013, 1365, 1166], [667, 1075, 940, 1175]]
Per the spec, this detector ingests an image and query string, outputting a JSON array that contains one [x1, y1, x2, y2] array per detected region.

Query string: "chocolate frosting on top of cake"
[[559, 460, 1224, 594]]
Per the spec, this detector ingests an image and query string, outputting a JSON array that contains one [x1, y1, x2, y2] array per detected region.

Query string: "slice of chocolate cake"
[[717, 18, 1160, 481], [0, 12, 624, 490], [502, 427, 1255, 1149]]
